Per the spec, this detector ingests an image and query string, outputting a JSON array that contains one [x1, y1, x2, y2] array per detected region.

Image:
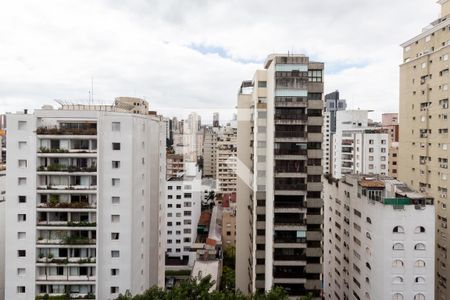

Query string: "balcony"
[[37, 185, 97, 191], [275, 99, 307, 107], [38, 164, 97, 173], [37, 221, 96, 228], [37, 237, 96, 245], [36, 293, 95, 300], [274, 148, 307, 156], [275, 182, 307, 191], [275, 131, 306, 138], [37, 256, 96, 265], [37, 126, 97, 136]]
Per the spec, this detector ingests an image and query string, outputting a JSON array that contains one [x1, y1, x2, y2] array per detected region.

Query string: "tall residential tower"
[[5, 98, 166, 300], [236, 54, 323, 299], [399, 1, 450, 298]]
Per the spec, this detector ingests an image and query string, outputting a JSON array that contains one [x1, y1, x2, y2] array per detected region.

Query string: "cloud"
[[0, 0, 440, 122]]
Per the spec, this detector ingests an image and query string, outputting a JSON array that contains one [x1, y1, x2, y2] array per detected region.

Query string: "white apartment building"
[[5, 98, 166, 300], [216, 125, 237, 193], [0, 168, 5, 300], [166, 163, 202, 262], [332, 110, 389, 179], [324, 174, 435, 300]]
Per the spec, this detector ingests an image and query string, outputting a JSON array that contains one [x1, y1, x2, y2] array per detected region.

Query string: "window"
[[18, 196, 26, 203], [415, 260, 426, 267], [393, 226, 405, 233], [392, 276, 403, 284], [111, 251, 120, 258], [308, 70, 323, 82], [18, 177, 26, 185], [258, 81, 267, 88], [112, 196, 120, 204], [111, 268, 119, 276], [415, 243, 426, 250], [17, 286, 26, 293], [112, 143, 121, 150], [111, 287, 119, 294], [366, 217, 372, 224], [415, 226, 425, 233], [392, 259, 404, 268], [18, 250, 26, 257], [112, 122, 121, 131], [18, 160, 27, 168], [112, 178, 120, 186], [415, 276, 425, 283], [111, 232, 120, 240], [111, 215, 120, 223], [392, 293, 403, 300], [414, 294, 425, 300], [18, 214, 26, 222], [112, 161, 120, 169], [366, 262, 371, 270], [184, 193, 192, 198], [17, 232, 26, 239], [393, 243, 404, 250], [18, 141, 27, 149], [17, 268, 25, 276], [18, 121, 27, 130]]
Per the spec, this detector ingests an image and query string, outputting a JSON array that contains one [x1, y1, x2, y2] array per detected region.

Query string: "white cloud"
[[0, 0, 440, 121]]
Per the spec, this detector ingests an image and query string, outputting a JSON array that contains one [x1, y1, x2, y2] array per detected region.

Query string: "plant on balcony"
[[67, 221, 96, 227], [47, 253, 54, 259], [48, 195, 59, 207], [38, 253, 45, 259]]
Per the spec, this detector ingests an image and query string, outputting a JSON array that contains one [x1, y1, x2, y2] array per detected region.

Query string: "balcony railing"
[[37, 185, 97, 191], [37, 221, 96, 227], [275, 131, 306, 138], [275, 114, 308, 121], [275, 183, 307, 190], [38, 201, 95, 209], [274, 149, 307, 156], [37, 165, 97, 173], [275, 167, 306, 173], [38, 147, 96, 154], [274, 201, 305, 209], [37, 256, 96, 264], [273, 237, 306, 244], [37, 127, 97, 135]]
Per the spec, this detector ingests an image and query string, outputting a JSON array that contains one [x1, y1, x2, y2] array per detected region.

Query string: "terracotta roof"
[[198, 211, 212, 227], [359, 180, 385, 188]]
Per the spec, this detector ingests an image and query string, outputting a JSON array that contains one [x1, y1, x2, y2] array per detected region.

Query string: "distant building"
[[221, 193, 236, 248], [324, 174, 435, 300], [323, 91, 347, 174], [203, 128, 218, 178], [216, 125, 237, 193], [166, 153, 184, 179], [165, 163, 202, 263], [382, 113, 399, 178], [332, 110, 389, 179], [213, 112, 220, 128]]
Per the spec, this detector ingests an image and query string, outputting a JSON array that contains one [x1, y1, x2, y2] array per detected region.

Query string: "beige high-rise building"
[[399, 1, 450, 298], [236, 54, 323, 299]]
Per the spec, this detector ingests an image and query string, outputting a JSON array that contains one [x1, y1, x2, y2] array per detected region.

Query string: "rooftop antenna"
[[91, 77, 94, 104]]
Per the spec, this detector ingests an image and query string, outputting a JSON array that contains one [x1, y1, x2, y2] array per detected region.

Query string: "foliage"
[[115, 275, 309, 300]]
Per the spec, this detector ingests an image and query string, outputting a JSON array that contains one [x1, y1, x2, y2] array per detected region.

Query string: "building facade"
[[165, 164, 202, 261], [4, 99, 166, 300], [236, 54, 323, 298], [323, 91, 347, 175], [398, 1, 450, 297], [203, 127, 218, 178], [166, 153, 184, 179], [0, 168, 5, 300], [324, 174, 435, 300], [216, 125, 237, 193], [332, 110, 389, 179]]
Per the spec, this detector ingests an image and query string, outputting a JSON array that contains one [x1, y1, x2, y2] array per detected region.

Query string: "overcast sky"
[[0, 0, 440, 122]]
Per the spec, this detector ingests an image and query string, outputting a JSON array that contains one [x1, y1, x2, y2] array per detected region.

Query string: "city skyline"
[[0, 0, 440, 119]]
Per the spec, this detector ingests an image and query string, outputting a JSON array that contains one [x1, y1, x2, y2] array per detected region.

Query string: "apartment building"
[[236, 54, 323, 298], [216, 125, 237, 193], [166, 153, 184, 179], [203, 127, 218, 178], [4, 98, 166, 300], [0, 168, 5, 300], [166, 163, 202, 262], [332, 110, 389, 179], [398, 1, 450, 297], [221, 193, 237, 248], [381, 113, 400, 178], [323, 91, 347, 174], [324, 174, 435, 300]]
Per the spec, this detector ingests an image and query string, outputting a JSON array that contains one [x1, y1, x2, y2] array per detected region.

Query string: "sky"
[[0, 0, 440, 122]]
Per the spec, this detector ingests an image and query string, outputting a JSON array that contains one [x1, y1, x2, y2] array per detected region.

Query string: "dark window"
[[112, 143, 121, 150]]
